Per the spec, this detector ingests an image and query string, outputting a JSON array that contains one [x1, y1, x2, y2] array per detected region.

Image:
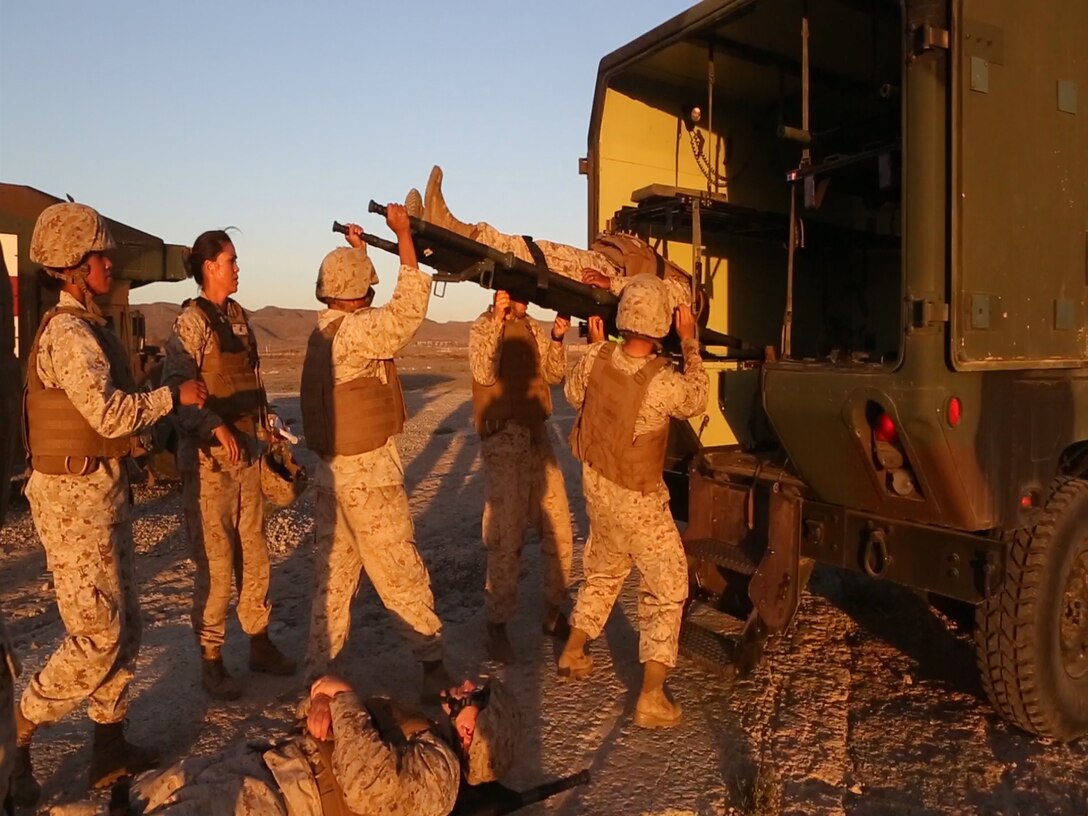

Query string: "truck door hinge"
[[910, 298, 950, 329], [910, 23, 950, 58]]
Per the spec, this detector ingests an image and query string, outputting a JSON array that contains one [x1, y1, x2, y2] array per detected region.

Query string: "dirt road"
[[2, 370, 1086, 815]]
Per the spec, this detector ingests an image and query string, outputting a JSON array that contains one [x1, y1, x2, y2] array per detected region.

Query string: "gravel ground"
[[2, 365, 1087, 815]]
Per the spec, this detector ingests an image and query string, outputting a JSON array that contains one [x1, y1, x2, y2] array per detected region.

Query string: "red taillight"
[[947, 397, 962, 428], [874, 412, 898, 444]]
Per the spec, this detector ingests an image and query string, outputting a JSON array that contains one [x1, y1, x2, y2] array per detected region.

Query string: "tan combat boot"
[[10, 706, 40, 808], [487, 622, 516, 664], [201, 653, 242, 701], [421, 659, 453, 705], [423, 165, 478, 239], [249, 631, 297, 676], [557, 627, 594, 681], [405, 188, 423, 219], [633, 660, 682, 729], [88, 721, 160, 790], [542, 605, 572, 640]]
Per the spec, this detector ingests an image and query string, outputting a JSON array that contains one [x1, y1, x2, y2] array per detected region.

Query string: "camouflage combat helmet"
[[260, 440, 308, 508], [464, 678, 521, 785], [316, 247, 377, 303], [616, 273, 671, 339], [30, 202, 115, 277]]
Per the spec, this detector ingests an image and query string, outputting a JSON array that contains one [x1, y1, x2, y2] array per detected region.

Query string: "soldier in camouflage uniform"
[[48, 674, 520, 816], [12, 203, 207, 804], [300, 198, 450, 700], [469, 290, 574, 662], [0, 617, 16, 813], [558, 274, 707, 729], [164, 230, 297, 701], [421, 165, 692, 310], [1, 302, 17, 811]]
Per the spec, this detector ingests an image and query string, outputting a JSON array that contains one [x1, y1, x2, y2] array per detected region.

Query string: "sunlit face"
[[84, 251, 113, 296], [443, 679, 482, 751], [203, 241, 239, 295]]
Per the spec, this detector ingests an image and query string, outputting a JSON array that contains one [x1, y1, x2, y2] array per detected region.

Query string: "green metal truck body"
[[586, 0, 1088, 738]]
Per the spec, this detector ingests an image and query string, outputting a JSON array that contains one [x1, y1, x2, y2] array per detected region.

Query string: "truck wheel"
[[975, 477, 1088, 740]]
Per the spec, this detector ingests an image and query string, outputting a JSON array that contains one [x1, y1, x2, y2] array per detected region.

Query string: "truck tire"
[[975, 477, 1088, 740]]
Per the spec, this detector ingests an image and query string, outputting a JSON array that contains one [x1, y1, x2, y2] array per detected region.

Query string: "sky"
[[1, 0, 694, 322]]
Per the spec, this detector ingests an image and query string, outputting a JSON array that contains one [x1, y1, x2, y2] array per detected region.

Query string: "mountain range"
[[137, 302, 473, 352]]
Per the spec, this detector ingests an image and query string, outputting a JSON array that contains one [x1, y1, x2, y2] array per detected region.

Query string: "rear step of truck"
[[680, 453, 813, 676]]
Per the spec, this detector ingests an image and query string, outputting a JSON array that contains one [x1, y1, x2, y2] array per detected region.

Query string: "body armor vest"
[[569, 343, 670, 494], [190, 297, 261, 436], [23, 306, 134, 475], [300, 316, 406, 456], [471, 317, 552, 438]]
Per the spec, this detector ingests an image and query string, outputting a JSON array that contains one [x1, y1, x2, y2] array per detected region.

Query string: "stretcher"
[[334, 202, 759, 357]]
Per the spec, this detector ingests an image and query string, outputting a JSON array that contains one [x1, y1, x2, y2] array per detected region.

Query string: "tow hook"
[[863, 527, 893, 579]]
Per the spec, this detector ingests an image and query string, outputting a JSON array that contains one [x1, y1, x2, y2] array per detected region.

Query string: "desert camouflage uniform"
[[164, 300, 271, 656], [564, 338, 707, 666], [0, 614, 19, 805], [474, 223, 691, 310], [469, 313, 573, 624], [21, 292, 174, 726], [304, 264, 443, 677], [52, 692, 460, 816]]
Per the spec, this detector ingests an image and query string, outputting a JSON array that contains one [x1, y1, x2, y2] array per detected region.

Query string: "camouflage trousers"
[[476, 223, 617, 281], [180, 450, 272, 656], [476, 223, 692, 309], [127, 743, 289, 815], [21, 462, 141, 725], [570, 466, 688, 667], [480, 422, 573, 623], [305, 483, 443, 677], [0, 615, 16, 806]]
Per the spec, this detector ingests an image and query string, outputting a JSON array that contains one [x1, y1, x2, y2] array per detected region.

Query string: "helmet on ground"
[[30, 202, 115, 274], [616, 273, 671, 339], [261, 441, 308, 508], [316, 247, 377, 303], [464, 678, 520, 785]]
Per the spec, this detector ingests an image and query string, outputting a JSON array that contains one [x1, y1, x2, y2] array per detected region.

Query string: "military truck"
[[1, 184, 189, 481], [582, 0, 1088, 740]]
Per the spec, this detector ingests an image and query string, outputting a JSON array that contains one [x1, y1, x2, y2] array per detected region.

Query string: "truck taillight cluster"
[[867, 403, 920, 500]]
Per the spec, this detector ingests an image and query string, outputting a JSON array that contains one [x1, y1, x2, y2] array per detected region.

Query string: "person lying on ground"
[[50, 673, 520, 816]]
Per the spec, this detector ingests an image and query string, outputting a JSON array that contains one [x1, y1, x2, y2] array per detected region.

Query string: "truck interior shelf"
[[612, 184, 898, 251]]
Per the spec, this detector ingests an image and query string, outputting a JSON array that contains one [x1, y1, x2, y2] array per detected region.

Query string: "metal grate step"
[[684, 538, 760, 575], [679, 621, 737, 676]]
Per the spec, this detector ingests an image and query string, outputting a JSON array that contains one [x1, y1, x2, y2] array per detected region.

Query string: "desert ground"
[[2, 347, 1087, 816]]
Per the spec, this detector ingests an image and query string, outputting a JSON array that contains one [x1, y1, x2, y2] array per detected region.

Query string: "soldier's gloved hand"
[[674, 305, 697, 341], [587, 315, 606, 344], [213, 423, 242, 464], [493, 291, 511, 324], [343, 222, 364, 250], [582, 269, 610, 289], [385, 203, 411, 237], [178, 379, 208, 408], [552, 315, 571, 341], [308, 694, 334, 741]]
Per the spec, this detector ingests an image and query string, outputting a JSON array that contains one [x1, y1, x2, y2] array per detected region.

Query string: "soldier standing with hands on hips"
[[12, 202, 207, 804]]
